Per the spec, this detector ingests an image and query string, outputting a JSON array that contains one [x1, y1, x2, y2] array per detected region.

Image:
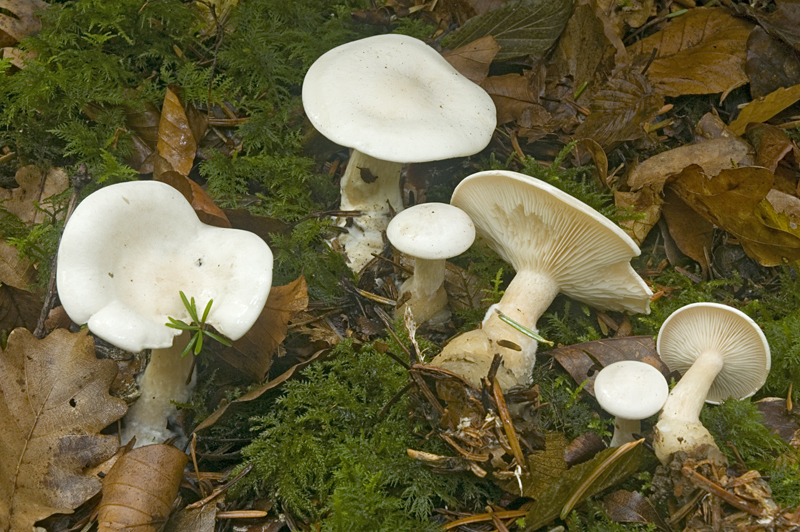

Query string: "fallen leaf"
[[154, 155, 231, 228], [166, 503, 217, 532], [97, 444, 188, 532], [755, 397, 799, 444], [564, 432, 606, 467], [739, 0, 800, 54], [481, 73, 542, 125], [215, 276, 309, 381], [157, 85, 197, 177], [669, 165, 800, 266], [573, 65, 663, 151], [746, 123, 796, 174], [443, 0, 572, 62], [595, 0, 654, 33], [627, 8, 753, 98], [603, 489, 667, 529], [0, 165, 69, 225], [495, 432, 569, 498], [0, 328, 127, 532], [728, 83, 800, 136], [615, 188, 662, 245], [0, 0, 48, 47], [524, 440, 644, 530], [224, 208, 290, 244], [746, 26, 800, 99], [442, 35, 500, 85], [551, 336, 669, 396], [0, 284, 42, 331], [661, 187, 714, 278], [0, 240, 34, 290]]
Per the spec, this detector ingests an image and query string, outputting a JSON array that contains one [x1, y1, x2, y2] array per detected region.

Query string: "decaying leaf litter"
[[1, 0, 800, 531]]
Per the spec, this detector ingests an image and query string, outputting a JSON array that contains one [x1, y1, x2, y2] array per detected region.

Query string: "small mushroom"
[[386, 202, 475, 325], [57, 181, 273, 446], [430, 170, 652, 390], [593, 361, 669, 447], [302, 34, 496, 271], [653, 302, 771, 464]]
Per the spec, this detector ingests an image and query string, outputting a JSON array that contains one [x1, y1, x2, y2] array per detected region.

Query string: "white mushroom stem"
[[398, 257, 448, 325], [337, 150, 404, 272], [610, 418, 642, 447], [121, 332, 195, 446], [653, 349, 726, 464]]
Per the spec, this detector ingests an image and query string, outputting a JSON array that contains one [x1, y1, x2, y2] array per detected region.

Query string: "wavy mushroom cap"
[[594, 361, 669, 420], [302, 34, 496, 163], [657, 302, 770, 404], [451, 171, 652, 314], [57, 181, 273, 353]]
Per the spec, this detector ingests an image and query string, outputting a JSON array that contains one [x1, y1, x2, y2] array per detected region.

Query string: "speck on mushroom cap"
[[594, 361, 669, 420], [386, 203, 475, 260], [657, 302, 771, 404], [302, 34, 496, 163], [450, 170, 652, 314], [56, 181, 273, 353]]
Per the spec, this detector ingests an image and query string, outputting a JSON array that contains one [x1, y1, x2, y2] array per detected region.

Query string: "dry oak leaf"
[[627, 8, 753, 98], [669, 165, 800, 267], [0, 328, 127, 532], [97, 444, 188, 532], [0, 240, 35, 290], [728, 83, 800, 136], [0, 165, 69, 225], [0, 284, 42, 332]]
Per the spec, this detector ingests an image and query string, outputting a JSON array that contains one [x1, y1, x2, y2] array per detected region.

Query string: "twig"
[[681, 466, 766, 518]]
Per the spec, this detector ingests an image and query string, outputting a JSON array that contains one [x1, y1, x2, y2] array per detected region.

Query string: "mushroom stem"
[[409, 258, 445, 300], [610, 418, 641, 447], [397, 258, 448, 324], [338, 150, 404, 271], [121, 331, 195, 446], [653, 349, 726, 463]]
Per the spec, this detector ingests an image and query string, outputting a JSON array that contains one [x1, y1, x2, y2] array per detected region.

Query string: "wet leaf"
[[728, 83, 800, 136], [627, 8, 753, 98], [524, 440, 644, 530], [746, 26, 800, 99], [573, 66, 663, 151], [0, 329, 127, 532], [443, 0, 572, 62], [551, 336, 668, 396], [442, 35, 500, 85], [97, 444, 188, 532], [157, 86, 197, 177], [216, 276, 309, 381], [0, 165, 69, 225], [669, 165, 800, 266], [0, 0, 48, 47], [603, 489, 666, 529], [0, 283, 41, 331], [661, 187, 714, 278]]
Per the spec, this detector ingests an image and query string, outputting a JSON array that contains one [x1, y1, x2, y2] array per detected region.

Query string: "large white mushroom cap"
[[302, 34, 496, 163], [451, 170, 652, 314], [657, 302, 771, 404], [57, 181, 273, 353], [594, 360, 669, 420]]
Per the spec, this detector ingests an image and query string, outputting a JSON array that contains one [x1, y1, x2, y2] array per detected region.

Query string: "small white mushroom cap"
[[594, 361, 669, 420], [302, 34, 497, 163], [450, 170, 652, 314], [386, 203, 475, 260], [657, 302, 770, 403], [57, 181, 273, 353]]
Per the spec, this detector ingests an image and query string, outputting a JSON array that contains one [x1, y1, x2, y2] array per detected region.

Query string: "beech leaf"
[[0, 328, 127, 532], [157, 85, 197, 177], [728, 83, 800, 135], [442, 35, 500, 85], [443, 0, 572, 62]]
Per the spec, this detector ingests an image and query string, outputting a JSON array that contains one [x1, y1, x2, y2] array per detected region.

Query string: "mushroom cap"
[[57, 181, 273, 353], [386, 202, 475, 260], [302, 34, 496, 163], [450, 170, 652, 314], [657, 302, 771, 404], [594, 361, 669, 420]]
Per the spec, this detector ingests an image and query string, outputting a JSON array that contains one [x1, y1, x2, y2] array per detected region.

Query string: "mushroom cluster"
[[302, 34, 496, 272], [653, 302, 770, 464], [57, 181, 273, 446], [430, 170, 652, 390]]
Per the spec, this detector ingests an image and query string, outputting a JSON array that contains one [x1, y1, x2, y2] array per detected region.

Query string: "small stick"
[[493, 378, 525, 470], [216, 511, 268, 519], [185, 464, 254, 510], [681, 466, 765, 518]]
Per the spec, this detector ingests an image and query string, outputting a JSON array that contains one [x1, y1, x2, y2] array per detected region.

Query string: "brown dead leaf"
[[603, 489, 667, 529], [0, 165, 69, 225], [97, 444, 188, 532], [615, 188, 662, 244], [495, 432, 569, 498], [442, 35, 500, 85], [551, 336, 668, 396], [0, 240, 34, 290], [627, 8, 753, 98], [481, 72, 543, 125], [755, 397, 799, 444], [746, 26, 800, 99], [154, 155, 230, 228], [564, 432, 606, 467], [746, 123, 796, 174], [0, 284, 42, 331], [166, 503, 217, 532], [740, 0, 800, 54], [573, 65, 663, 151], [729, 83, 800, 136], [661, 187, 714, 278], [224, 208, 290, 244], [0, 328, 127, 532], [669, 165, 800, 266], [0, 0, 48, 48], [595, 0, 654, 33], [157, 86, 197, 177], [216, 276, 309, 381]]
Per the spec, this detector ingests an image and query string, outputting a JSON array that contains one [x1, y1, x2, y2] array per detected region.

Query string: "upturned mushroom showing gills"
[[386, 203, 475, 325], [57, 181, 273, 446], [653, 303, 770, 465], [302, 34, 496, 272], [430, 170, 652, 390]]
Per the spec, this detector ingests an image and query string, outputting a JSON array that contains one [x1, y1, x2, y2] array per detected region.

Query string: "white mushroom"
[[302, 34, 496, 271], [430, 170, 652, 389], [653, 302, 771, 464], [593, 361, 669, 447], [386, 203, 475, 325], [57, 181, 273, 446]]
